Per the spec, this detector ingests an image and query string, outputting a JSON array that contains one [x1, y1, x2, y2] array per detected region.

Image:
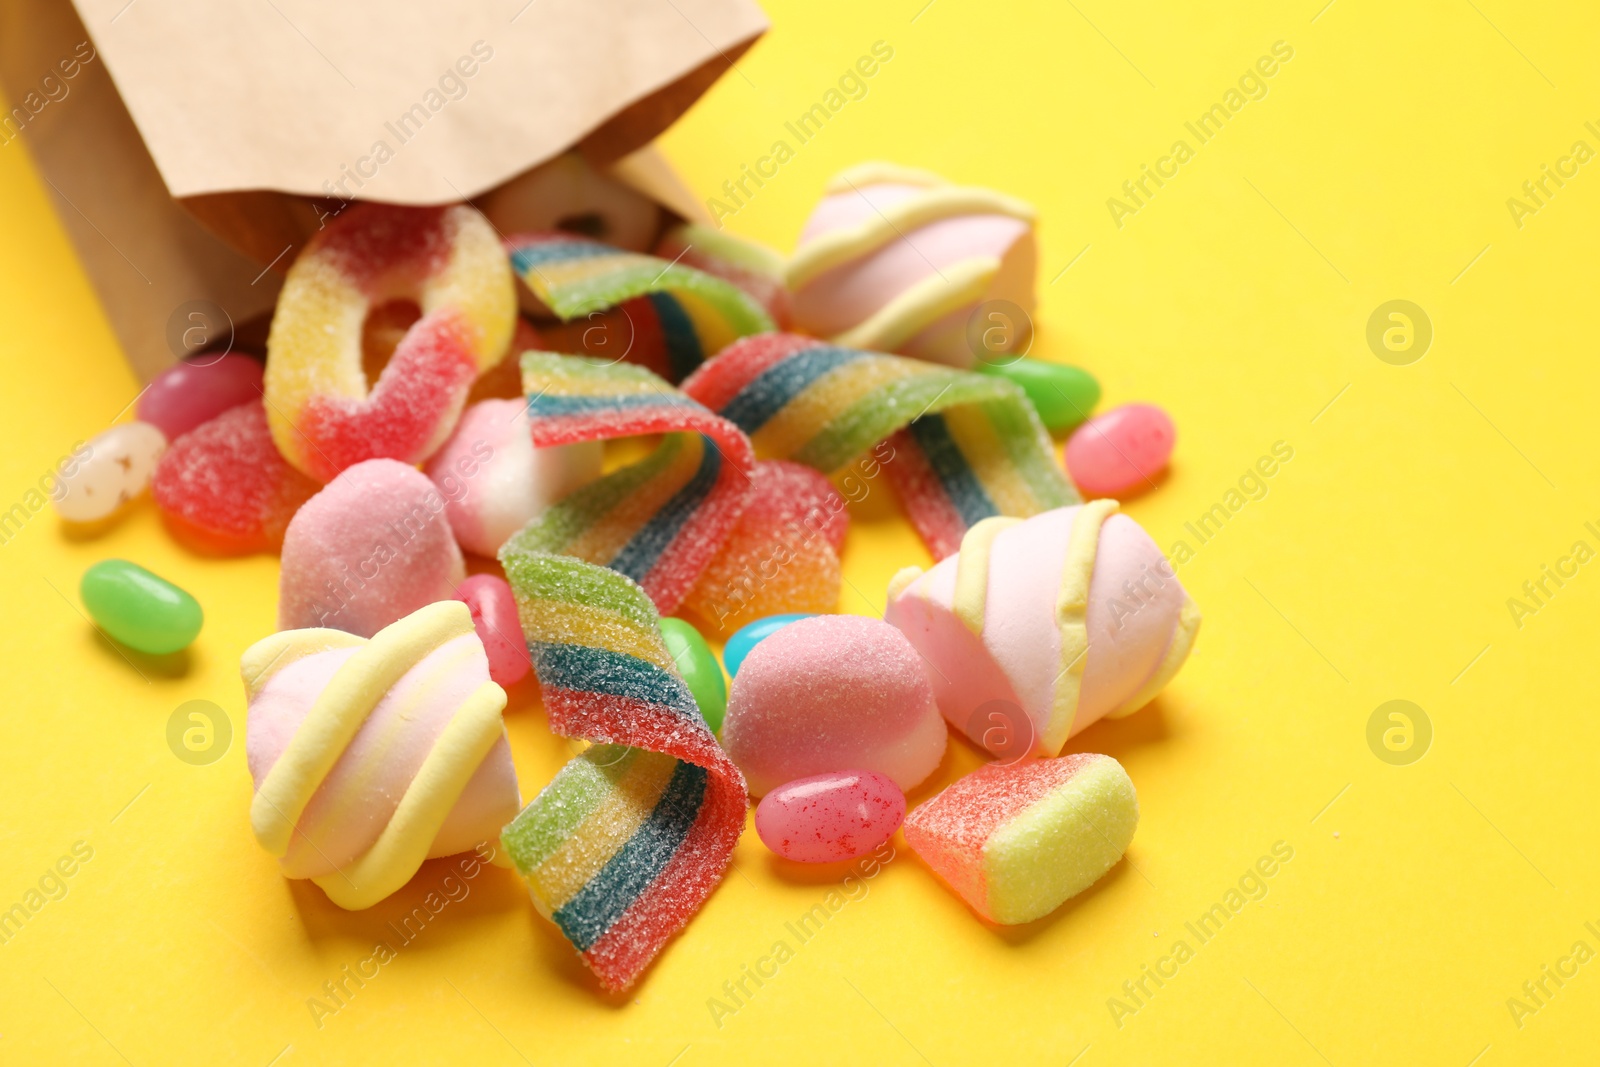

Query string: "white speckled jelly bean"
[[54, 422, 168, 523], [754, 770, 906, 863]]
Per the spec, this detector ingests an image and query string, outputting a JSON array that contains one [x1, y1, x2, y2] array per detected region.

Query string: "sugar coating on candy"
[[454, 573, 531, 687], [151, 401, 320, 553], [721, 614, 947, 796], [55, 422, 167, 523], [242, 601, 517, 909], [1064, 403, 1176, 497], [265, 203, 514, 480], [499, 354, 754, 615], [682, 460, 846, 631], [424, 398, 601, 557], [886, 503, 1200, 757], [721, 613, 813, 677], [680, 333, 1075, 562], [499, 552, 746, 992], [505, 232, 774, 383], [754, 770, 905, 863], [279, 459, 465, 637], [787, 163, 1037, 368], [655, 222, 791, 329], [80, 558, 203, 655], [137, 353, 264, 441], [904, 754, 1137, 924]]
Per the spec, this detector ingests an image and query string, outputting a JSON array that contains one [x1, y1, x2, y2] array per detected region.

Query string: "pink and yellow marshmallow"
[[242, 601, 519, 909], [885, 501, 1200, 758], [787, 163, 1037, 368]]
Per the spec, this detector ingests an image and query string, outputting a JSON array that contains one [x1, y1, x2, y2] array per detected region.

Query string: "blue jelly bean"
[[722, 613, 815, 677]]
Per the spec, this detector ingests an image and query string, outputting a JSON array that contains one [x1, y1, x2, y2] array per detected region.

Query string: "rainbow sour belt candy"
[[499, 554, 747, 992], [682, 334, 1079, 559], [506, 232, 775, 383], [498, 354, 755, 615]]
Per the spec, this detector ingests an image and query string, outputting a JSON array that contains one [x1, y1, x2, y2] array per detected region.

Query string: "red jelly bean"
[[454, 573, 530, 687], [137, 354, 264, 442], [1063, 403, 1175, 497], [754, 770, 906, 863]]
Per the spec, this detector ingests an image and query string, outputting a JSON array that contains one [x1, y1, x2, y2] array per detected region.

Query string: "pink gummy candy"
[[137, 354, 264, 441], [453, 573, 530, 686], [278, 459, 465, 636], [1063, 403, 1175, 497], [150, 400, 320, 553], [721, 614, 948, 796], [754, 770, 905, 863]]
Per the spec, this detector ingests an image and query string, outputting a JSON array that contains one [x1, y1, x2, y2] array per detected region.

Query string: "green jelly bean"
[[80, 559, 203, 655], [978, 357, 1101, 432], [659, 617, 727, 734]]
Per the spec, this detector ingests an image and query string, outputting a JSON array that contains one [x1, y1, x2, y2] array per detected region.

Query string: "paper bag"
[[0, 0, 765, 381]]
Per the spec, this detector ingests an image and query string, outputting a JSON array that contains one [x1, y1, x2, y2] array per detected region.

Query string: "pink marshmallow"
[[278, 458, 465, 637], [244, 626, 518, 885], [721, 615, 948, 796], [790, 169, 1038, 368], [885, 505, 1199, 756], [423, 399, 602, 557]]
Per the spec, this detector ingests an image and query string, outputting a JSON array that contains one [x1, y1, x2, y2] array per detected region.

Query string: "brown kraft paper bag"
[[0, 0, 767, 381]]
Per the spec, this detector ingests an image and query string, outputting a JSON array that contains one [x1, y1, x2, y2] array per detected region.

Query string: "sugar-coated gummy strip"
[[681, 334, 1078, 559], [500, 554, 746, 992], [506, 232, 775, 382], [499, 355, 755, 615]]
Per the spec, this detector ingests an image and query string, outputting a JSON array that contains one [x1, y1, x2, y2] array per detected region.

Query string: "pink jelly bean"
[[454, 573, 530, 686], [137, 354, 265, 442], [754, 770, 906, 863], [1063, 402, 1175, 497]]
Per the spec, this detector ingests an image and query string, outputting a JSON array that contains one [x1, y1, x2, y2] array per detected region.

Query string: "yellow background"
[[3, 1, 1598, 1063]]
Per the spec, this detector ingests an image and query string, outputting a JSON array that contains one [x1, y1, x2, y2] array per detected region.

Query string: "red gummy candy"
[[151, 400, 320, 553]]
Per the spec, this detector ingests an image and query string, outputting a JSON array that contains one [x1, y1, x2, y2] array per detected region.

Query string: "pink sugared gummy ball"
[[755, 770, 905, 863], [278, 459, 465, 637], [137, 354, 265, 442], [1064, 403, 1175, 497], [721, 615, 948, 797], [454, 573, 530, 687]]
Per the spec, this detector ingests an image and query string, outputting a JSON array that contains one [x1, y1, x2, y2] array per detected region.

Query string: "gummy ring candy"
[[265, 204, 515, 482]]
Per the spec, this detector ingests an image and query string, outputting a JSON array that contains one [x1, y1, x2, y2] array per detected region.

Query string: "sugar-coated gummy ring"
[[265, 203, 515, 482]]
